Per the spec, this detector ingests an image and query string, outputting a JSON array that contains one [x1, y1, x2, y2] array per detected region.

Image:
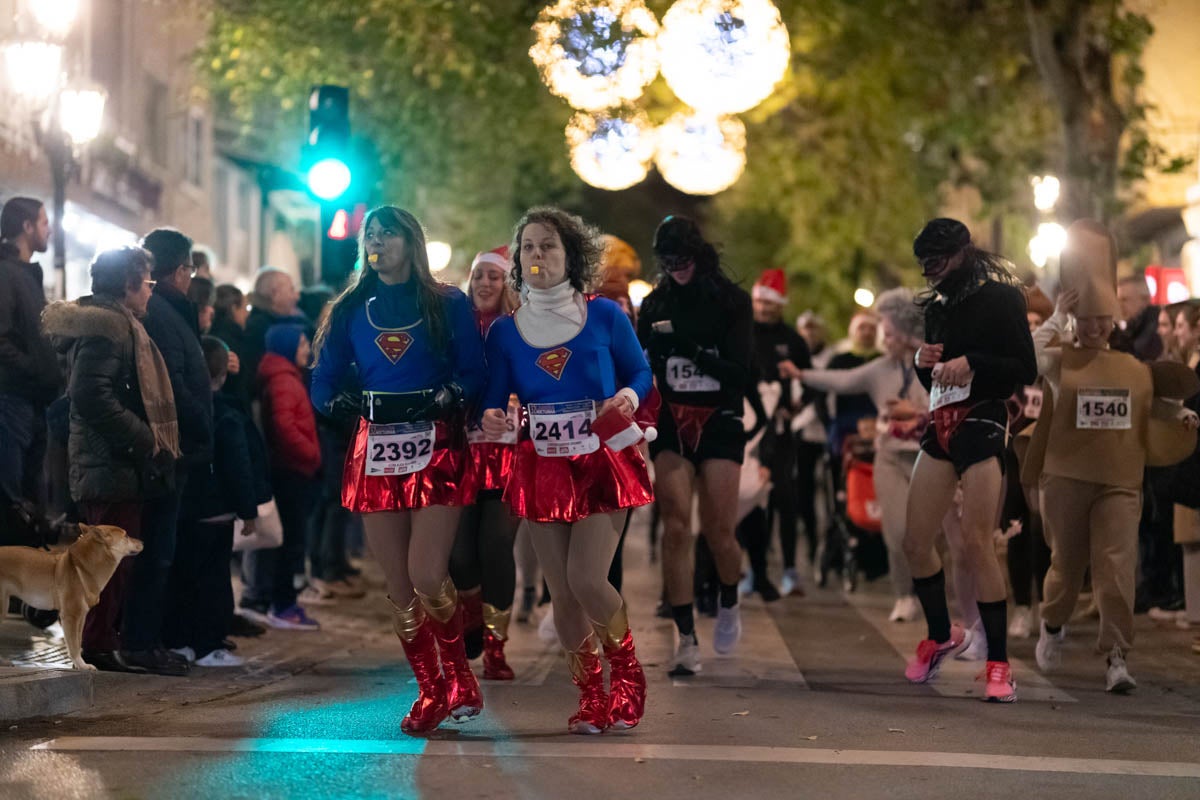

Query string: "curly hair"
[[873, 288, 923, 341], [510, 206, 603, 293]]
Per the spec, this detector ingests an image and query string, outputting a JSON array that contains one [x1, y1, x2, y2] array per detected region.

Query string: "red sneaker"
[[904, 623, 969, 683], [978, 660, 1017, 703]]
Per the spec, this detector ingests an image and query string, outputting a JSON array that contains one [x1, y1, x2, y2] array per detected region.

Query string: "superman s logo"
[[535, 347, 572, 380], [375, 331, 414, 364]]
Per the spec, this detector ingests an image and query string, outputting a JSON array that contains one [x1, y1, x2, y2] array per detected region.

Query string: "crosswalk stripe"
[[31, 737, 1200, 778], [845, 592, 1077, 703]]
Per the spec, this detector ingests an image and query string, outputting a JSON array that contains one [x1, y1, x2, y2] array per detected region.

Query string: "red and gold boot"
[[462, 588, 485, 660], [567, 636, 609, 735], [592, 602, 645, 731], [389, 594, 449, 735], [482, 603, 515, 681], [419, 578, 484, 721]]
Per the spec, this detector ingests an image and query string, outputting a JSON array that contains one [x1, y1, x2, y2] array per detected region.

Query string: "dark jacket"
[[0, 252, 59, 403], [182, 393, 268, 522], [258, 353, 321, 478], [143, 283, 213, 464], [1111, 304, 1163, 363], [42, 298, 168, 503], [210, 314, 251, 411]]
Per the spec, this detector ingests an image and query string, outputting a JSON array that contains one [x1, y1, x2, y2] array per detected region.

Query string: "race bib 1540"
[[366, 421, 435, 475], [666, 356, 720, 393], [528, 400, 598, 457], [1076, 387, 1131, 430]]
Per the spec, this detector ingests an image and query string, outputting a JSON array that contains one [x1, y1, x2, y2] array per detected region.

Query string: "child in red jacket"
[[244, 323, 322, 630]]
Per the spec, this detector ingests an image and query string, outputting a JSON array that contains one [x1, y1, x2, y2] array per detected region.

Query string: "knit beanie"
[[265, 323, 305, 361]]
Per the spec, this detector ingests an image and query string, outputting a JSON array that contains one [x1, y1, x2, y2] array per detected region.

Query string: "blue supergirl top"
[[311, 278, 486, 412], [482, 296, 652, 411]]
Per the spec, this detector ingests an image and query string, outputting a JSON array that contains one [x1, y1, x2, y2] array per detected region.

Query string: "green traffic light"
[[307, 157, 352, 200]]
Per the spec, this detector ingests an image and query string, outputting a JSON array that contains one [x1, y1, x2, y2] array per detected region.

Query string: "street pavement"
[[1, 506, 1199, 799]]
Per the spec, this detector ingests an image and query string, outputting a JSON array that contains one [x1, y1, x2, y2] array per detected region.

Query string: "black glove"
[[650, 328, 700, 361], [142, 448, 178, 498], [434, 382, 464, 410], [326, 391, 362, 426]]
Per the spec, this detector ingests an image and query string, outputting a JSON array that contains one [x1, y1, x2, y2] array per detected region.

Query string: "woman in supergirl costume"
[[480, 207, 652, 734], [311, 206, 487, 735], [450, 246, 521, 679]]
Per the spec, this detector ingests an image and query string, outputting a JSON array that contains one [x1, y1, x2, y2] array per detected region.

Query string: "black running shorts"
[[650, 405, 746, 466], [920, 400, 1009, 477]]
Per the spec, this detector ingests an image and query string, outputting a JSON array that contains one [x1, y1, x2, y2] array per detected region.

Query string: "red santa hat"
[[592, 387, 661, 451], [752, 268, 787, 305], [471, 245, 511, 274]]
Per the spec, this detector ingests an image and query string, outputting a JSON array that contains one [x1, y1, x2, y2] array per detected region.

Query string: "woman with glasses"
[[311, 206, 487, 735], [903, 217, 1037, 703], [480, 207, 653, 734], [636, 215, 754, 677]]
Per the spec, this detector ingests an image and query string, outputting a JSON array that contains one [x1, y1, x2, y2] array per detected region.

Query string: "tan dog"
[[0, 525, 143, 670]]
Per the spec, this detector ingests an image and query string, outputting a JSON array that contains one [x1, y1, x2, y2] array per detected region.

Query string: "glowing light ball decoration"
[[567, 111, 657, 190], [658, 0, 790, 115], [530, 0, 661, 111], [654, 112, 746, 195]]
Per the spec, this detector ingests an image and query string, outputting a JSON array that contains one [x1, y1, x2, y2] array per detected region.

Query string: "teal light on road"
[[307, 157, 352, 200]]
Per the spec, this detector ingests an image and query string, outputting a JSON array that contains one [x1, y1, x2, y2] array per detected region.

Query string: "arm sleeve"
[[801, 358, 884, 396], [449, 293, 487, 406], [218, 414, 259, 521], [694, 295, 752, 388], [481, 324, 513, 413], [1032, 311, 1067, 378], [965, 289, 1038, 388], [70, 337, 155, 460], [610, 304, 653, 401], [268, 377, 321, 469], [310, 315, 352, 413]]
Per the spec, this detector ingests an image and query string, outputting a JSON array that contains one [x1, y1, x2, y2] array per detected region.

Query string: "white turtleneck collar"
[[516, 280, 585, 347]]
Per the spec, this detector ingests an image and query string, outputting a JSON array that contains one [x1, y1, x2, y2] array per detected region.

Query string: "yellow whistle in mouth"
[[368, 253, 379, 264], [530, 265, 541, 275]]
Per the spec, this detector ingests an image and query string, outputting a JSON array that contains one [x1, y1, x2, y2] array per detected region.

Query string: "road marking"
[[31, 737, 1200, 778], [845, 592, 1077, 703], [663, 601, 809, 689]]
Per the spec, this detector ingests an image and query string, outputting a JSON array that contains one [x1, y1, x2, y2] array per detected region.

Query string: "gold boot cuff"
[[565, 634, 600, 681], [482, 603, 511, 642], [387, 593, 426, 642], [416, 577, 458, 624], [590, 601, 630, 650]]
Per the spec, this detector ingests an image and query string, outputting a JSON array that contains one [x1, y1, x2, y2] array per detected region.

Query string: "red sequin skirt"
[[503, 439, 654, 524], [342, 418, 476, 513], [466, 442, 516, 494]]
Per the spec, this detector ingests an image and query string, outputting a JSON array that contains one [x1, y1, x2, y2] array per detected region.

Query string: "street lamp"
[[3, 1, 106, 298]]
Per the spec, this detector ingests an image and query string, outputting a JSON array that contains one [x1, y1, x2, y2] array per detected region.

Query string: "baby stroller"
[[818, 417, 884, 592]]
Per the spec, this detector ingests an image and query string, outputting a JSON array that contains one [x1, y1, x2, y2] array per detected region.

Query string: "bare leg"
[[364, 511, 414, 601], [527, 521, 592, 649], [697, 459, 743, 588], [958, 459, 1006, 603], [655, 451, 698, 607], [902, 452, 960, 578]]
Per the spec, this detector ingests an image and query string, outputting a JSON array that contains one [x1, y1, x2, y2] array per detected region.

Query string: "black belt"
[[362, 390, 438, 424]]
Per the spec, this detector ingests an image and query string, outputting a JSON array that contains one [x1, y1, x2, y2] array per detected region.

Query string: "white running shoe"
[[1147, 606, 1179, 622], [780, 568, 804, 597], [1008, 606, 1034, 639], [1105, 646, 1136, 693], [1035, 620, 1065, 672], [713, 605, 743, 655], [956, 621, 987, 661], [537, 605, 558, 644], [169, 646, 196, 664], [738, 571, 755, 597], [889, 595, 921, 623], [196, 648, 246, 668], [669, 633, 702, 676]]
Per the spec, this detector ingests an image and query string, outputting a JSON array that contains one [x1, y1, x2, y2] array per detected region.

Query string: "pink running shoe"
[[979, 660, 1017, 703], [904, 623, 969, 683]]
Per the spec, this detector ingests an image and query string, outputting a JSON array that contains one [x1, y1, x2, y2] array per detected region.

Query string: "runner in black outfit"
[[902, 218, 1037, 703], [638, 215, 753, 676]]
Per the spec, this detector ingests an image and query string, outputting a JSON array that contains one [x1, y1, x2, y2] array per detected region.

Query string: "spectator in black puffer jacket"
[[165, 336, 268, 667], [42, 246, 180, 673]]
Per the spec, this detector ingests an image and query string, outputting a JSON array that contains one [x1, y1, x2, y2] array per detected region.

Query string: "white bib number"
[[366, 422, 435, 476], [929, 380, 971, 411], [1076, 388, 1131, 430], [666, 356, 720, 393], [528, 400, 598, 457], [468, 397, 520, 445]]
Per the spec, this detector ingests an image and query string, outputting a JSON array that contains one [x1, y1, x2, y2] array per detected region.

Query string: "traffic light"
[[305, 85, 352, 201]]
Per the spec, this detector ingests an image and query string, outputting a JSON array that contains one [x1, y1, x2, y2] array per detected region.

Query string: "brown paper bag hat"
[[1059, 219, 1119, 318]]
